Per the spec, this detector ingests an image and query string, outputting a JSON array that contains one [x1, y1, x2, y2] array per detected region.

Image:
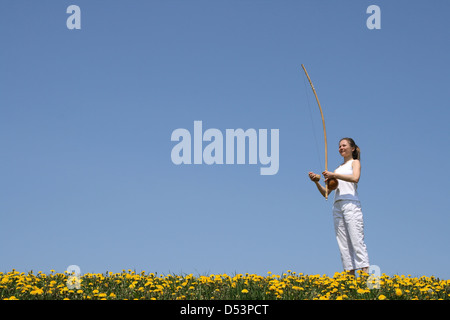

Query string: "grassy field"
[[1, 269, 449, 300]]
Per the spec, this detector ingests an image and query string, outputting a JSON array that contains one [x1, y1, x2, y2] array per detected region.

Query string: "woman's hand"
[[308, 171, 320, 182], [322, 170, 335, 180]]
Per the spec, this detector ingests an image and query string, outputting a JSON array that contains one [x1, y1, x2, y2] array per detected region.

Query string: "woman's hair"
[[340, 137, 360, 160]]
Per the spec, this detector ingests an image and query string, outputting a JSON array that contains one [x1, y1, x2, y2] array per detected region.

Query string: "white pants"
[[333, 200, 370, 270]]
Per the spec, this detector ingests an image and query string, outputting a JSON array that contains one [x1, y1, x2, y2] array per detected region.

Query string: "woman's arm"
[[323, 160, 361, 183], [308, 171, 327, 198]]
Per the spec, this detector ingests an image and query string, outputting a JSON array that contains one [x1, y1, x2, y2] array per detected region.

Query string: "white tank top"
[[333, 159, 359, 202]]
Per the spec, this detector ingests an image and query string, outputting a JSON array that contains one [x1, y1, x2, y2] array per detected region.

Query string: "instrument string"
[[302, 72, 323, 174]]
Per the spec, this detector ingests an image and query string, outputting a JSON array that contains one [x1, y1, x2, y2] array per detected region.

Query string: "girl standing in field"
[[308, 137, 370, 276]]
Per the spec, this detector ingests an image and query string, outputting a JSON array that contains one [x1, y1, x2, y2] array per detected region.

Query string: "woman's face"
[[339, 139, 354, 158]]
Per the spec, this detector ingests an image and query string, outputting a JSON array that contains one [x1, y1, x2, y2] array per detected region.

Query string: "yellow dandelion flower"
[[395, 288, 402, 297], [241, 289, 249, 294], [30, 288, 44, 295], [378, 294, 387, 300]]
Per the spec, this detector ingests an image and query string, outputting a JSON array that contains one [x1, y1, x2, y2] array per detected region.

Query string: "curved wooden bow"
[[301, 64, 329, 200]]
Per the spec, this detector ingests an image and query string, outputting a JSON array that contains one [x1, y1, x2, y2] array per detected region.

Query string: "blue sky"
[[1, 1, 449, 279]]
